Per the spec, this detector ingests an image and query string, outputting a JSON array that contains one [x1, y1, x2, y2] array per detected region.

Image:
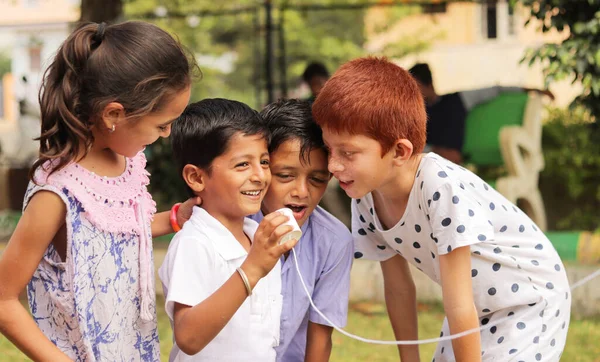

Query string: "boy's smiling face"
[[199, 133, 271, 221], [261, 139, 330, 227]]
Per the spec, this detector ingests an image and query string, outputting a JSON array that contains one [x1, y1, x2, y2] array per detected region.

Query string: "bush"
[[540, 107, 600, 231]]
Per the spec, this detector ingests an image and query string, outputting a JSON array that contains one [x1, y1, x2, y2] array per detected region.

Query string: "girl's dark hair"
[[260, 99, 326, 164], [31, 21, 197, 180], [171, 98, 268, 197]]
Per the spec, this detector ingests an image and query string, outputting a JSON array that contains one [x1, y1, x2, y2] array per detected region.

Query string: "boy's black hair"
[[302, 62, 329, 83], [171, 98, 268, 195], [260, 99, 326, 164], [409, 63, 433, 86]]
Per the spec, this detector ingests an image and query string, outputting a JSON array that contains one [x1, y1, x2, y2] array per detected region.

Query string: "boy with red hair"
[[312, 57, 570, 362]]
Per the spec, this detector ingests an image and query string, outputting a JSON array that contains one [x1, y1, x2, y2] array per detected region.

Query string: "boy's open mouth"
[[285, 204, 308, 221], [339, 180, 354, 189], [286, 204, 307, 213]]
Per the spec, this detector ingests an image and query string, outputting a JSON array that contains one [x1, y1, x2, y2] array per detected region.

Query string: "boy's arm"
[[422, 180, 492, 362], [151, 211, 172, 238], [305, 322, 333, 362], [173, 269, 255, 355], [151, 197, 201, 238], [0, 191, 72, 361], [439, 246, 481, 362], [381, 255, 420, 362], [170, 212, 296, 355]]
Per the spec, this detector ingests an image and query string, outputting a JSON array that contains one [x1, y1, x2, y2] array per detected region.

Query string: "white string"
[[290, 248, 600, 345], [569, 267, 600, 290]]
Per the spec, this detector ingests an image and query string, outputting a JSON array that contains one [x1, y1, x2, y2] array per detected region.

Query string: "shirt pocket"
[[249, 292, 263, 316]]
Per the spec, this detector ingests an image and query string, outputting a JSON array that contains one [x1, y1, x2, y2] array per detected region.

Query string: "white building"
[[365, 0, 579, 107], [0, 0, 78, 211], [0, 0, 78, 162]]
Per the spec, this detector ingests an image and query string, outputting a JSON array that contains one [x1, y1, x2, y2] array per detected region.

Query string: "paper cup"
[[276, 207, 302, 245]]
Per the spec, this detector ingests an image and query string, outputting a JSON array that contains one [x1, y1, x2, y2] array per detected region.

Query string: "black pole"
[[265, 0, 274, 104], [131, 0, 449, 107], [278, 6, 288, 99], [253, 7, 262, 109]]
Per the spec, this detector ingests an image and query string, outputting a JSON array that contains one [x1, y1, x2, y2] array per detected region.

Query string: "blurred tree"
[[540, 106, 600, 231], [364, 4, 438, 58], [124, 0, 366, 106], [124, 0, 429, 106], [0, 52, 11, 77], [121, 0, 430, 208], [80, 0, 123, 23], [519, 0, 600, 230], [521, 0, 600, 125]]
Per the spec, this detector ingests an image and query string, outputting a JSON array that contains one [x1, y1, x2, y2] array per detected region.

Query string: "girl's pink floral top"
[[24, 151, 159, 361]]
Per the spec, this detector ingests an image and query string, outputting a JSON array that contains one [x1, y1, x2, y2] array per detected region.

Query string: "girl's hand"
[[241, 211, 299, 286], [176, 196, 202, 228]]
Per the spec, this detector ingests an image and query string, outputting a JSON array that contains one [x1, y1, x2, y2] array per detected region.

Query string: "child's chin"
[[346, 189, 368, 200], [244, 205, 262, 216]]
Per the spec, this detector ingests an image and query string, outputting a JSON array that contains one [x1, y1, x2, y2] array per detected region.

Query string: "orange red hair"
[[312, 57, 427, 155]]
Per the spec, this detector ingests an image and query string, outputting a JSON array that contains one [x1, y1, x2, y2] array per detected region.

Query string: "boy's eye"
[[343, 151, 354, 157], [236, 162, 250, 168], [276, 174, 292, 179], [311, 177, 328, 184], [158, 125, 170, 132], [261, 159, 270, 166]]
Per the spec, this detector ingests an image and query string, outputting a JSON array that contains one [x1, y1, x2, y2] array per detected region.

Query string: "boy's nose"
[[291, 179, 309, 199], [250, 165, 267, 183], [328, 155, 344, 173]]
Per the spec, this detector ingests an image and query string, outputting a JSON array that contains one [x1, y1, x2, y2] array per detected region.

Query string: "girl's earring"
[[109, 124, 116, 133]]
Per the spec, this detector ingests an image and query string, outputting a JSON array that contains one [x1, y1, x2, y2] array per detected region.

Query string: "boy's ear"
[[182, 164, 206, 194], [100, 102, 126, 131], [391, 138, 414, 166]]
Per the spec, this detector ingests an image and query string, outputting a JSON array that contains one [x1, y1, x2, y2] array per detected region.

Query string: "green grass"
[[332, 302, 600, 362], [330, 302, 442, 361], [1, 299, 599, 361], [0, 211, 20, 240]]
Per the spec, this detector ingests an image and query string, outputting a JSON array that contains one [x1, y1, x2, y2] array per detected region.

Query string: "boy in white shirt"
[[159, 99, 298, 361]]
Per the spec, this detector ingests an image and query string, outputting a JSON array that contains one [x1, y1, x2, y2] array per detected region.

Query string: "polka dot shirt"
[[352, 153, 570, 361]]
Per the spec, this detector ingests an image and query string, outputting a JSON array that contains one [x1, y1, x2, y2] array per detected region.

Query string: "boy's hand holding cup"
[[241, 208, 302, 289], [275, 207, 303, 245]]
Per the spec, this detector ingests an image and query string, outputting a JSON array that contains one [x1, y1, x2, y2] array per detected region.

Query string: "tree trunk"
[[80, 0, 123, 24]]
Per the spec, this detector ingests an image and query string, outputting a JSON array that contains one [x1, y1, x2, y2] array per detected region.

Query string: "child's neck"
[[77, 144, 126, 178], [203, 207, 252, 252], [371, 153, 423, 230]]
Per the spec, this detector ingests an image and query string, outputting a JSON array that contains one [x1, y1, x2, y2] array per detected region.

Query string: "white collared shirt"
[[158, 206, 282, 362]]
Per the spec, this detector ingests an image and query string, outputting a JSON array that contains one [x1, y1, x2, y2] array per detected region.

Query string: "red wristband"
[[170, 203, 182, 232]]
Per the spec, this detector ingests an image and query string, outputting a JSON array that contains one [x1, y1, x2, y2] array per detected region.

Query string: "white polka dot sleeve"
[[424, 181, 495, 256], [351, 198, 396, 261]]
